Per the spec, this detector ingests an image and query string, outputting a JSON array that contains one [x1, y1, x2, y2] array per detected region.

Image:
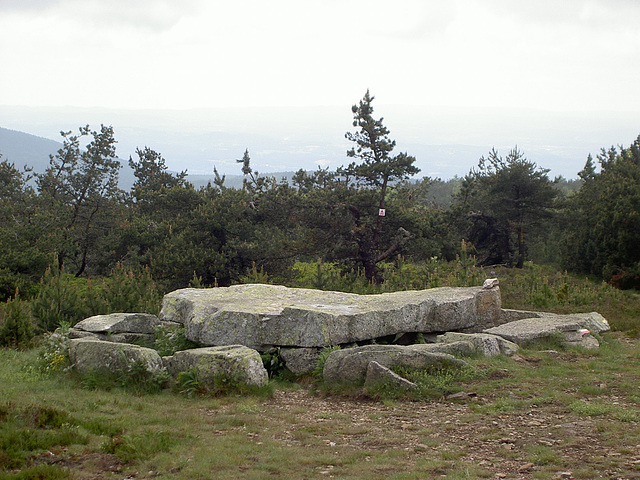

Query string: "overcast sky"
[[2, 0, 640, 112]]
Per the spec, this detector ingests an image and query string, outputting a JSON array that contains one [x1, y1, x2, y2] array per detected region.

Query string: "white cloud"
[[314, 159, 332, 168], [0, 0, 200, 30], [0, 0, 639, 112], [0, 0, 62, 12]]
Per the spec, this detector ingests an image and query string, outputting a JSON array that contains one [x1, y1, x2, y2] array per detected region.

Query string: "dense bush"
[[0, 293, 35, 348], [561, 135, 640, 286]]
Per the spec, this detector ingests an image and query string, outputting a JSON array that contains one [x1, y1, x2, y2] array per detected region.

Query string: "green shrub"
[[31, 264, 88, 332], [117, 360, 170, 395], [154, 323, 198, 356], [78, 359, 170, 395], [101, 430, 178, 463], [238, 262, 271, 284], [261, 347, 290, 379], [176, 368, 205, 397], [93, 263, 161, 315], [287, 252, 486, 295], [312, 346, 340, 382], [0, 293, 35, 348], [394, 363, 481, 400], [31, 262, 161, 334]]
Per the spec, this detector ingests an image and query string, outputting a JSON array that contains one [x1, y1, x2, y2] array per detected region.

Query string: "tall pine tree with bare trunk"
[[341, 91, 420, 282]]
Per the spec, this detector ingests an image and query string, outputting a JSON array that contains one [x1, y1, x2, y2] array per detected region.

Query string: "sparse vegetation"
[[77, 362, 170, 395], [153, 323, 198, 357], [175, 368, 205, 397], [312, 345, 341, 382]]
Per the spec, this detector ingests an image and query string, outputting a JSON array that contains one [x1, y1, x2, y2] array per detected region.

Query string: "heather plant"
[[100, 429, 178, 464], [0, 402, 87, 474]]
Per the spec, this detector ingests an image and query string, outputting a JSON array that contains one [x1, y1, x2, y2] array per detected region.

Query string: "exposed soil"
[[255, 388, 640, 479], [36, 451, 126, 479]]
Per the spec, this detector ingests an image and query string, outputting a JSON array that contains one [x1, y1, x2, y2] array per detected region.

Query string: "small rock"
[[165, 345, 268, 387], [445, 391, 476, 400], [483, 278, 499, 289], [541, 350, 560, 356], [324, 344, 468, 385], [68, 338, 163, 375], [555, 472, 573, 479], [74, 313, 159, 334], [518, 462, 534, 473]]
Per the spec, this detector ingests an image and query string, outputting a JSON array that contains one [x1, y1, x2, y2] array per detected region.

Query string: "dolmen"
[[158, 281, 503, 349], [65, 280, 611, 389]]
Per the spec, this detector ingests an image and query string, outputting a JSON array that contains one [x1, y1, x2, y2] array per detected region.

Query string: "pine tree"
[[341, 91, 420, 282], [456, 147, 558, 268]]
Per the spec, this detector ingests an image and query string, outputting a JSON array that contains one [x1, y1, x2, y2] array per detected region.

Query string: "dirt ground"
[[258, 388, 640, 480]]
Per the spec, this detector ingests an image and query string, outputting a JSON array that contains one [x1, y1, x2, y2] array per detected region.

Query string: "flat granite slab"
[[159, 283, 501, 349], [484, 313, 609, 346], [74, 313, 159, 334]]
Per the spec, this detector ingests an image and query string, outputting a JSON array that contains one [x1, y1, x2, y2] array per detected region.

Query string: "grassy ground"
[[3, 333, 640, 479], [2, 264, 640, 480]]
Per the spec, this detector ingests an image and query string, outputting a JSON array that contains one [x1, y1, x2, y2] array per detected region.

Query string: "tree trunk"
[[516, 225, 525, 268], [372, 174, 389, 255], [363, 253, 382, 285]]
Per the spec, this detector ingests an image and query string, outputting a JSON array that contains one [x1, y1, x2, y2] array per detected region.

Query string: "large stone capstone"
[[159, 283, 502, 350]]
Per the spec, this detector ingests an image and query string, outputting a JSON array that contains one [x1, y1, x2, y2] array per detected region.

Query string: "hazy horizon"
[[2, 103, 638, 180]]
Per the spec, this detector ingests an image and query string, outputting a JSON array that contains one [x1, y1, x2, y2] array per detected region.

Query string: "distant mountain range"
[[0, 126, 139, 190], [0, 126, 295, 191], [0, 127, 62, 172]]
